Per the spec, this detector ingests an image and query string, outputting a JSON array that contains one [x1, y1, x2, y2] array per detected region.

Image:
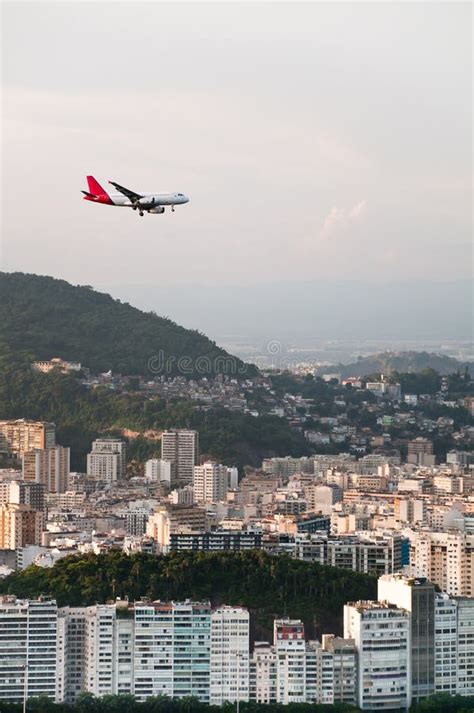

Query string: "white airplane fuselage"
[[82, 176, 189, 215], [110, 193, 189, 208]]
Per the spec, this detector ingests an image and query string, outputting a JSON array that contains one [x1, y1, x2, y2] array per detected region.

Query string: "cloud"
[[320, 200, 367, 239]]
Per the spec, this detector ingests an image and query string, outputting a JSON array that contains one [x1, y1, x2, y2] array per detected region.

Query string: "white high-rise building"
[[193, 462, 228, 503], [409, 531, 474, 597], [84, 604, 117, 697], [144, 459, 172, 485], [274, 619, 307, 704], [434, 593, 458, 695], [87, 439, 126, 482], [344, 601, 411, 711], [133, 600, 211, 702], [93, 604, 134, 697], [2, 591, 474, 707], [0, 596, 58, 703], [59, 602, 134, 701], [161, 430, 199, 486], [210, 606, 250, 705], [457, 597, 474, 696]]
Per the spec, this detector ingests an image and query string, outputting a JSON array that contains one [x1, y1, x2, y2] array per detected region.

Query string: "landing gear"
[[171, 205, 175, 212], [139, 211, 144, 217]]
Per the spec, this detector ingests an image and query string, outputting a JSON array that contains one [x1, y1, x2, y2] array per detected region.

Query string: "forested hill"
[[0, 272, 255, 377], [318, 350, 472, 379]]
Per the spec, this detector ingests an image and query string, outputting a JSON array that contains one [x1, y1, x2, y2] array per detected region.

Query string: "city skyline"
[[0, 2, 472, 709]]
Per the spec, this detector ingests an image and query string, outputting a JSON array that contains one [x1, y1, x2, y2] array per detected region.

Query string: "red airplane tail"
[[87, 175, 108, 197], [83, 176, 113, 204]]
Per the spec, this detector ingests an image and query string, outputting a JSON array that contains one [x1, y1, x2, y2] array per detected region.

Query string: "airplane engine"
[[148, 206, 165, 214]]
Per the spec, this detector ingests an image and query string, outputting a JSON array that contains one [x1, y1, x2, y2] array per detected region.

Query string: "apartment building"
[[434, 593, 458, 695], [262, 456, 318, 477], [409, 530, 474, 597], [84, 603, 134, 697], [407, 438, 435, 467], [170, 530, 262, 552], [0, 596, 58, 703], [274, 619, 307, 704], [87, 439, 126, 482], [57, 607, 87, 703], [0, 480, 45, 512], [144, 459, 172, 484], [161, 429, 199, 486], [457, 597, 474, 696], [378, 574, 435, 701], [321, 635, 357, 706], [0, 420, 55, 458], [193, 462, 228, 503], [0, 584, 472, 707], [394, 497, 427, 525], [133, 600, 211, 702], [344, 601, 411, 711], [305, 640, 334, 705], [249, 642, 277, 703], [274, 532, 402, 576], [0, 503, 44, 549], [125, 508, 151, 537], [22, 446, 70, 493], [210, 606, 250, 705], [146, 505, 208, 551]]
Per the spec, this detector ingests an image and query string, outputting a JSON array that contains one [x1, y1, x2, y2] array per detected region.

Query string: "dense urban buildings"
[[1, 571, 472, 709], [0, 360, 472, 709]]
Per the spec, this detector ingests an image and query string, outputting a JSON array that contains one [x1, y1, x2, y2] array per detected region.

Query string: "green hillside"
[[318, 350, 472, 379], [0, 550, 376, 640], [0, 272, 254, 377], [0, 348, 308, 470]]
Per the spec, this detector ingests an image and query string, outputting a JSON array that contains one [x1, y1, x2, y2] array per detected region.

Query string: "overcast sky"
[[1, 1, 472, 289]]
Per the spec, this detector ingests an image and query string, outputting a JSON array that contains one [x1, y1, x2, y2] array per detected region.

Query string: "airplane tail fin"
[[87, 175, 108, 197]]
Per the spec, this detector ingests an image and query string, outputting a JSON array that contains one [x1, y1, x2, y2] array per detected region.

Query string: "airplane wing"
[[108, 181, 143, 201]]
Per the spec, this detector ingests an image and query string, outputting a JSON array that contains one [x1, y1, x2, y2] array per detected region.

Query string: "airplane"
[[81, 176, 189, 216]]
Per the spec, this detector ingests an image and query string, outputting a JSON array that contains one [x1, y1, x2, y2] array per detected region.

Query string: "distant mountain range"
[[0, 272, 254, 377], [316, 351, 472, 379]]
